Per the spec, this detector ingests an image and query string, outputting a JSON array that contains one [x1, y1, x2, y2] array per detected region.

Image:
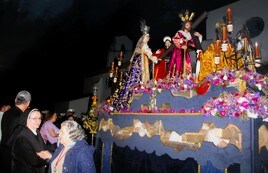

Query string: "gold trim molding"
[[99, 118, 242, 152], [259, 124, 268, 152]]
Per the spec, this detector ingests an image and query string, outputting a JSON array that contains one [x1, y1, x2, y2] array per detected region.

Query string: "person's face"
[[165, 40, 171, 48], [51, 113, 57, 122], [144, 34, 150, 42], [185, 22, 191, 31], [27, 111, 42, 130], [59, 125, 72, 146]]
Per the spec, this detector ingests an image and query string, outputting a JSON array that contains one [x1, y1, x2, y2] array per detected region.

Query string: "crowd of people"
[[0, 90, 96, 173]]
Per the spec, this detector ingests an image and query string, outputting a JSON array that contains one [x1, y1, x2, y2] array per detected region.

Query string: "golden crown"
[[179, 10, 195, 22]]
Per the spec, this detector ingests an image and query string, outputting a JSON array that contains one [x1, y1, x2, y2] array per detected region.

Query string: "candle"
[[244, 37, 248, 52], [109, 61, 114, 78], [221, 43, 228, 52], [227, 8, 232, 23], [113, 67, 118, 83], [255, 42, 259, 57], [111, 61, 114, 69], [222, 26, 227, 41], [115, 67, 118, 76], [214, 56, 220, 65], [120, 72, 123, 81], [155, 68, 159, 80], [215, 40, 221, 55]]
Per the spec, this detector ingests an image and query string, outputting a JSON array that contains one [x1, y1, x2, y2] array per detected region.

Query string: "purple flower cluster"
[[100, 68, 268, 121], [201, 91, 268, 120], [206, 68, 236, 86], [133, 74, 197, 95], [240, 69, 268, 89], [119, 108, 201, 114]]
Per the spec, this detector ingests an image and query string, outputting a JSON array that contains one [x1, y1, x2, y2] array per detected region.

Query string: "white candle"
[[214, 56, 220, 65], [221, 43, 228, 52]]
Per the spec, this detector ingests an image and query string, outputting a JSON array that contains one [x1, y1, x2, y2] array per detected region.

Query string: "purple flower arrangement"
[[201, 91, 268, 121], [99, 68, 268, 121]]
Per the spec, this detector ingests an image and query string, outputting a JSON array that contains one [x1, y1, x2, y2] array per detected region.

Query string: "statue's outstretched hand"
[[152, 56, 158, 64]]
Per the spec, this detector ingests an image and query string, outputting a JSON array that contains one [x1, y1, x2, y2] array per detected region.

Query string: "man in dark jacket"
[[0, 90, 31, 173]]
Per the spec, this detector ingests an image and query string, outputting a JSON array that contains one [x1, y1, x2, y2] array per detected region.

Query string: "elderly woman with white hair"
[[38, 120, 96, 173]]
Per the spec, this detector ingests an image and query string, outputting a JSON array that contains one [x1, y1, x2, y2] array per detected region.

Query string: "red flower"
[[234, 112, 240, 117]]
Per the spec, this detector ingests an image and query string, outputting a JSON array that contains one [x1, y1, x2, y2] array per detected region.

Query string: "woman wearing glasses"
[[11, 108, 54, 173]]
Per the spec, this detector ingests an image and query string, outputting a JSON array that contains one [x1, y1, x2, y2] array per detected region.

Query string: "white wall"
[[68, 97, 90, 118], [83, 73, 111, 102], [54, 97, 89, 118], [206, 0, 268, 64]]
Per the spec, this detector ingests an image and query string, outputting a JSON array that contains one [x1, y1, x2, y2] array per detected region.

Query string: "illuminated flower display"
[[100, 68, 268, 121], [201, 91, 268, 121]]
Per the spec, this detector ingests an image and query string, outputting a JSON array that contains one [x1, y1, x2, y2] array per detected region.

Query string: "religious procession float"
[[83, 8, 268, 173]]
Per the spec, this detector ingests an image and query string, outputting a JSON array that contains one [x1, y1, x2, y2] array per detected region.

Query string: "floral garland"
[[201, 91, 268, 121], [206, 68, 268, 89], [206, 68, 236, 86], [99, 68, 268, 121], [133, 73, 197, 94], [240, 69, 268, 90]]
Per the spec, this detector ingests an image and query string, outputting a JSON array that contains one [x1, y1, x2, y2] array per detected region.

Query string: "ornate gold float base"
[[171, 89, 197, 99]]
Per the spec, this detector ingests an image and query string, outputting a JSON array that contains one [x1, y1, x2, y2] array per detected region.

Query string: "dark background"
[[0, 0, 239, 109]]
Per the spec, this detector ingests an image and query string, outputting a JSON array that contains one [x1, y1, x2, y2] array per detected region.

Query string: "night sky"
[[0, 0, 238, 109]]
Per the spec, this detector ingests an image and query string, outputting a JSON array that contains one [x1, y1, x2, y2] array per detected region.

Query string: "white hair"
[[61, 120, 85, 141]]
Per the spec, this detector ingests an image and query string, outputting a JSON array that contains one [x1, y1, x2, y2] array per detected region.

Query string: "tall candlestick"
[[227, 8, 232, 23], [255, 42, 259, 57], [155, 68, 159, 80], [113, 67, 118, 83], [244, 37, 248, 52], [115, 67, 118, 75], [215, 40, 221, 55], [111, 61, 114, 69], [120, 72, 123, 81], [118, 51, 123, 67], [222, 26, 227, 41], [109, 61, 114, 78]]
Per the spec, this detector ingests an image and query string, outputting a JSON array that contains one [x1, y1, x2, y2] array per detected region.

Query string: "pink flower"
[[241, 101, 249, 109], [219, 110, 226, 117], [179, 109, 186, 113], [189, 109, 195, 113]]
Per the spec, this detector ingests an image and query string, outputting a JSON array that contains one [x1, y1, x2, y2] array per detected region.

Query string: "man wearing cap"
[[67, 108, 76, 120], [0, 90, 31, 173], [67, 108, 84, 127]]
